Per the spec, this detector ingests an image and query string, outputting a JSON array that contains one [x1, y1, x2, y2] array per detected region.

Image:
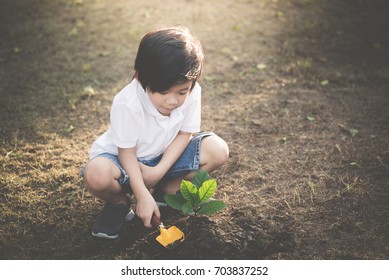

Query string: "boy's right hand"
[[135, 191, 160, 228]]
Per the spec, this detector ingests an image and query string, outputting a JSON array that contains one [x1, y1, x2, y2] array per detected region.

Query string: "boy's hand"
[[139, 163, 164, 189], [135, 191, 160, 228]]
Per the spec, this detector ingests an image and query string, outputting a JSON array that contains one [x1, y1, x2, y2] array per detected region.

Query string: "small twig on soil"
[[5, 146, 17, 158], [184, 230, 211, 244], [284, 200, 294, 215], [376, 156, 388, 170], [264, 110, 276, 118]]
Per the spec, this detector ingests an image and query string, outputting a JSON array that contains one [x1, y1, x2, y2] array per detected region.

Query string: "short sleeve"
[[180, 83, 201, 133], [109, 101, 143, 148]]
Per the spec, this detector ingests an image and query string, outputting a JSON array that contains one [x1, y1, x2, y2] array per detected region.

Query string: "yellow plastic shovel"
[[156, 224, 185, 248], [152, 215, 185, 248]]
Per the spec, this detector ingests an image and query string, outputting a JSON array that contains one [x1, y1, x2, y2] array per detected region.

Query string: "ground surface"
[[0, 0, 388, 260]]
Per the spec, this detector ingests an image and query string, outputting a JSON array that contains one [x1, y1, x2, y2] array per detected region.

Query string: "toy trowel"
[[152, 214, 185, 248]]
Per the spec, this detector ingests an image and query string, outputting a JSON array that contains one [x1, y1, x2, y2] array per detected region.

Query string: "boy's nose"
[[166, 96, 178, 106]]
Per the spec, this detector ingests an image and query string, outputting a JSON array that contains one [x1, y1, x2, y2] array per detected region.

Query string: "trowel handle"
[[151, 213, 162, 227]]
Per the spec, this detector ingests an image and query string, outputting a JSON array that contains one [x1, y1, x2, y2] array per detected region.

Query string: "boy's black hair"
[[134, 26, 204, 93]]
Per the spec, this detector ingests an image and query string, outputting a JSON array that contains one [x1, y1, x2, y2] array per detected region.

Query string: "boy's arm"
[[140, 131, 192, 188], [158, 131, 192, 173], [118, 147, 160, 228]]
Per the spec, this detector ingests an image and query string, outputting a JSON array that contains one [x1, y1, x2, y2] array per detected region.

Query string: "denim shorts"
[[80, 132, 214, 192]]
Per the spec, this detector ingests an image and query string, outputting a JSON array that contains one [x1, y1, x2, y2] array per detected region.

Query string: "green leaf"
[[349, 128, 358, 137], [83, 86, 95, 97], [83, 63, 91, 72], [192, 170, 210, 188], [182, 201, 194, 214], [307, 116, 315, 122], [68, 27, 78, 36], [221, 47, 231, 54], [180, 180, 198, 203], [75, 20, 85, 28], [198, 180, 217, 204], [231, 24, 241, 31], [256, 63, 267, 70], [198, 200, 226, 215], [276, 11, 284, 17], [204, 75, 216, 81], [164, 194, 186, 211], [65, 125, 75, 133]]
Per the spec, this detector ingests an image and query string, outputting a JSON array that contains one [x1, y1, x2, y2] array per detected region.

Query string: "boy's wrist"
[[134, 187, 151, 201], [154, 162, 169, 178]]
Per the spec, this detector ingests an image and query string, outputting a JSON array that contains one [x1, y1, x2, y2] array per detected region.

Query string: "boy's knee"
[[203, 136, 229, 167], [83, 158, 113, 192], [214, 137, 229, 165]]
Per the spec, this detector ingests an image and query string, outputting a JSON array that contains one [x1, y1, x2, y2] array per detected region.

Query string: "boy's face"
[[148, 80, 193, 116]]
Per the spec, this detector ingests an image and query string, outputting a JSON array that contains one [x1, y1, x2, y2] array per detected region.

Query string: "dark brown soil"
[[0, 0, 388, 259]]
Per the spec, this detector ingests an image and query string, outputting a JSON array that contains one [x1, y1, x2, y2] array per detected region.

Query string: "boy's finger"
[[151, 214, 160, 227], [154, 207, 161, 218], [144, 218, 152, 228]]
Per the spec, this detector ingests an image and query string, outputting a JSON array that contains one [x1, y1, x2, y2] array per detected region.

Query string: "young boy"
[[81, 26, 229, 239]]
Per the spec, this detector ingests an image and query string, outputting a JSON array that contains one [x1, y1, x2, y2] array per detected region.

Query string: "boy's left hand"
[[139, 163, 164, 189]]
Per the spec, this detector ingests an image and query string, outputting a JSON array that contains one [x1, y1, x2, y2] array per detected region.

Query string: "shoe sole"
[[91, 231, 118, 239], [91, 209, 134, 239]]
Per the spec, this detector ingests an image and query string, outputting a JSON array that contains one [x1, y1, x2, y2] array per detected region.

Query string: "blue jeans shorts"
[[80, 132, 214, 193]]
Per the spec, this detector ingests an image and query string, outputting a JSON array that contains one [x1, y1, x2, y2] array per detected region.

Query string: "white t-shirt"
[[89, 79, 201, 160]]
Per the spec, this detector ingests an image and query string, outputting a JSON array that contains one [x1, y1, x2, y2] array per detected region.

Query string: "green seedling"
[[164, 170, 226, 215]]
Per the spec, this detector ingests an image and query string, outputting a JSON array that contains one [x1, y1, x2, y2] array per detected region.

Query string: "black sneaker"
[[92, 203, 130, 239]]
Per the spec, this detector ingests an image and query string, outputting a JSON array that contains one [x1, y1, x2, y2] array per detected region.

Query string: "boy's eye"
[[179, 91, 188, 95]]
